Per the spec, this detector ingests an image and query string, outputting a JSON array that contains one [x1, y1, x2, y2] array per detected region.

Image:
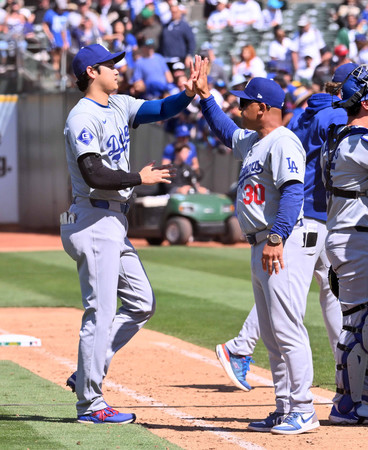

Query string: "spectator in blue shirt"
[[131, 38, 175, 99], [162, 124, 200, 176], [104, 19, 138, 69], [42, 0, 71, 73]]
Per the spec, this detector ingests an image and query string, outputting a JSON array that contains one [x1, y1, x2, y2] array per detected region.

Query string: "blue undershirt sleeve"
[[133, 91, 194, 127], [199, 95, 239, 149], [270, 180, 304, 240]]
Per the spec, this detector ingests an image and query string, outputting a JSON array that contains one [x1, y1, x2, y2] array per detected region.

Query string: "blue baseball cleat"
[[215, 343, 254, 391], [78, 407, 136, 424], [329, 405, 368, 425], [271, 411, 320, 435], [248, 411, 287, 432], [66, 371, 77, 393]]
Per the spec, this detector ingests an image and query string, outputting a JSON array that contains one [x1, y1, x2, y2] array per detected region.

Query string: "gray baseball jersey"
[[61, 93, 156, 417], [64, 95, 144, 202], [232, 126, 305, 234], [321, 129, 368, 231]]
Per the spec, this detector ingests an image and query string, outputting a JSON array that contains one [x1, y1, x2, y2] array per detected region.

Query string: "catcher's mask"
[[333, 64, 368, 109]]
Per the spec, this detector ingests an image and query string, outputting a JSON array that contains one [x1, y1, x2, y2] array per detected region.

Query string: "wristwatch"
[[267, 233, 282, 246]]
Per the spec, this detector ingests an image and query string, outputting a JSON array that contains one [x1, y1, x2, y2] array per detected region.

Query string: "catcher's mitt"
[[328, 265, 339, 298]]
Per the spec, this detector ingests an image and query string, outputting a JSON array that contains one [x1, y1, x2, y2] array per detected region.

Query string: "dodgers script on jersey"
[[232, 126, 305, 234], [322, 129, 368, 231], [64, 94, 145, 202]]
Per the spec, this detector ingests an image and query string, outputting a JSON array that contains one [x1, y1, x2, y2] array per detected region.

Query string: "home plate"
[[0, 334, 42, 347]]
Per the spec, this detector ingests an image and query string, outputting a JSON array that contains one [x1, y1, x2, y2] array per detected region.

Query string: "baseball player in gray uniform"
[[321, 64, 368, 425], [194, 60, 319, 434], [215, 65, 357, 393], [61, 44, 201, 424]]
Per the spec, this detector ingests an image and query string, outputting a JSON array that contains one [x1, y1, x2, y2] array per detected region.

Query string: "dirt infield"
[[0, 232, 366, 449]]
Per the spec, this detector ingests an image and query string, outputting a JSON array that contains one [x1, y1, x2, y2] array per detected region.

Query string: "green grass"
[[0, 247, 335, 389], [0, 361, 181, 450]]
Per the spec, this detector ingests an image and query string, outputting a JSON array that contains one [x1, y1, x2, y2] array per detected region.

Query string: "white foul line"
[[153, 342, 333, 405], [3, 342, 267, 450], [1, 324, 332, 447], [106, 378, 266, 450]]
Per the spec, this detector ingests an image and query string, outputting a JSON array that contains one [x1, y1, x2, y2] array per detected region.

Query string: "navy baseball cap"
[[230, 77, 285, 109], [332, 62, 358, 82], [72, 44, 126, 78]]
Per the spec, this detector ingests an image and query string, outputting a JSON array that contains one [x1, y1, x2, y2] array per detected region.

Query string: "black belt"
[[332, 187, 368, 199], [246, 229, 270, 246], [246, 219, 302, 246], [90, 199, 130, 214], [342, 301, 368, 317], [355, 226, 368, 232], [246, 234, 257, 246]]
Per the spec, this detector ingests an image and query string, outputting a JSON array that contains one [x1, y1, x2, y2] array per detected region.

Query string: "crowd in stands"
[[2, 0, 368, 158]]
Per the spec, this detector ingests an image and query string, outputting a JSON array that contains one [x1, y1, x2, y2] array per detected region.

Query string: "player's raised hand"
[[183, 54, 201, 97], [139, 162, 176, 185], [193, 57, 211, 99]]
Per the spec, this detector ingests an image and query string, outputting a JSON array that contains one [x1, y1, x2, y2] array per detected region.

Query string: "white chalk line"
[[153, 342, 333, 405], [0, 329, 266, 450], [106, 379, 265, 450], [0, 326, 333, 407]]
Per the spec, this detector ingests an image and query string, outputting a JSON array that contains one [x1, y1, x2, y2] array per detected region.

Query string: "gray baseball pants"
[[61, 200, 155, 416]]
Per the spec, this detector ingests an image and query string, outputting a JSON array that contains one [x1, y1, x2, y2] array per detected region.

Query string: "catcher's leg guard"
[[336, 308, 368, 417]]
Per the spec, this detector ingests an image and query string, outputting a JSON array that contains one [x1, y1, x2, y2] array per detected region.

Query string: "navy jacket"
[[288, 93, 347, 221], [160, 19, 196, 60]]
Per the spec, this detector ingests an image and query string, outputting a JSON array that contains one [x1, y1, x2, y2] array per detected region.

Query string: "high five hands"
[[184, 56, 211, 99]]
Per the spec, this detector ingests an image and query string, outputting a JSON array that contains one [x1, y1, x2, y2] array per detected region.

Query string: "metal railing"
[[0, 26, 73, 94]]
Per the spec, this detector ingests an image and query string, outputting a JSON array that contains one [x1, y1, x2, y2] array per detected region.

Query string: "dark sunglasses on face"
[[239, 98, 271, 110], [239, 98, 256, 109]]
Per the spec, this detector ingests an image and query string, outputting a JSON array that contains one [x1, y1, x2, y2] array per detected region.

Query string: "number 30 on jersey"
[[243, 184, 265, 205]]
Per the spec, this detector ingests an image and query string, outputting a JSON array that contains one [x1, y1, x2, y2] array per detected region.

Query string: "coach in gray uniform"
[[61, 44, 201, 424], [194, 59, 319, 435]]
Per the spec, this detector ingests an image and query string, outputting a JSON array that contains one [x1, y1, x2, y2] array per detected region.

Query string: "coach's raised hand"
[[183, 54, 202, 97], [193, 57, 211, 99]]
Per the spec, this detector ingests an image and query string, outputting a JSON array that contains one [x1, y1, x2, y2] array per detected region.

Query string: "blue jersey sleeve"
[[199, 95, 238, 149], [133, 91, 194, 127], [270, 181, 304, 240]]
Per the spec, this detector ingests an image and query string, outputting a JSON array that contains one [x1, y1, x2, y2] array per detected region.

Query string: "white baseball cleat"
[[271, 411, 320, 435]]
